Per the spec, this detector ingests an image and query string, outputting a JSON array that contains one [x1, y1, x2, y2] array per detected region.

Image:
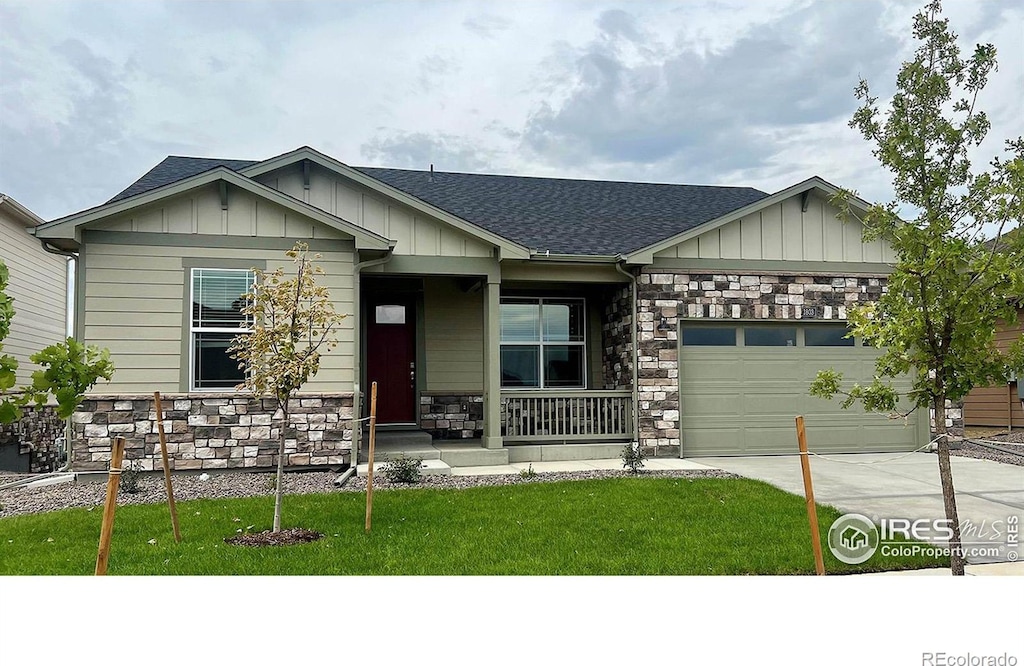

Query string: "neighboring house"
[[0, 194, 70, 472], [962, 305, 1024, 430], [34, 146, 928, 472]]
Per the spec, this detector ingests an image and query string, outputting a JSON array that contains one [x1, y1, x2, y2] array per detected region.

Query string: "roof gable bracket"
[[219, 181, 228, 210], [303, 159, 311, 192], [800, 190, 811, 213]]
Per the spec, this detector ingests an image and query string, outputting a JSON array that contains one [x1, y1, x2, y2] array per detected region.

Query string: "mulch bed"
[[225, 527, 324, 547]]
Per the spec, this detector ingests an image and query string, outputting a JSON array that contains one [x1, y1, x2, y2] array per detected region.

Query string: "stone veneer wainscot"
[[635, 269, 888, 456], [71, 394, 354, 471], [0, 405, 64, 473]]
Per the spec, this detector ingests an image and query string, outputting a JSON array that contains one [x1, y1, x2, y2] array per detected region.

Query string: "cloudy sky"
[[1, 0, 1021, 222]]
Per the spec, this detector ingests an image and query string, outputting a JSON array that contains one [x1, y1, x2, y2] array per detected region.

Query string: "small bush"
[[519, 464, 537, 479], [621, 443, 647, 474], [381, 454, 423, 484], [120, 460, 142, 494], [263, 474, 284, 492]]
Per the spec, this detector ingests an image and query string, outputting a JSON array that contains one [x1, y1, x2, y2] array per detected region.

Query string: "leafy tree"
[[810, 1, 1024, 575], [230, 242, 346, 532], [0, 259, 114, 424]]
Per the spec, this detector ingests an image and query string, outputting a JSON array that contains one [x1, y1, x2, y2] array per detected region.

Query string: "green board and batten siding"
[[654, 193, 898, 263], [256, 163, 495, 258]]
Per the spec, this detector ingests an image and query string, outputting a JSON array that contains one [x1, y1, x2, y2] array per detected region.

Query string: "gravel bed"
[[944, 428, 1024, 467], [0, 467, 736, 519]]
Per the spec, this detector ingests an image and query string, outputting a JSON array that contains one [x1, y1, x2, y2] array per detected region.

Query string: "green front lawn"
[[0, 477, 945, 575]]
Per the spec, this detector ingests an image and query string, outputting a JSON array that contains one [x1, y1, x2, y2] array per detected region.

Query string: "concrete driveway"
[[692, 453, 1024, 564]]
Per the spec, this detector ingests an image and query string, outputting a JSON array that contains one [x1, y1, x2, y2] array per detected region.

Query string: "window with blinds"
[[190, 268, 254, 390], [499, 297, 586, 388]]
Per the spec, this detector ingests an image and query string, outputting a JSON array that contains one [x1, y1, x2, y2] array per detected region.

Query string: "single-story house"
[[32, 146, 928, 472], [0, 193, 70, 472]]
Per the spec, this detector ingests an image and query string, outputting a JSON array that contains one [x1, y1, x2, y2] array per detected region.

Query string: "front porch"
[[356, 265, 636, 467]]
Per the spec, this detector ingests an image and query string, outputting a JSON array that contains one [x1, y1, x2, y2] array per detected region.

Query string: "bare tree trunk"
[[934, 395, 965, 575], [273, 396, 288, 533]]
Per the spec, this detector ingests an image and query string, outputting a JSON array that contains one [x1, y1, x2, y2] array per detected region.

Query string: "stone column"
[[482, 278, 503, 449]]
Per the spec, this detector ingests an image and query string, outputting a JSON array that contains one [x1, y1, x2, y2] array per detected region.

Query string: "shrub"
[[621, 442, 646, 474], [120, 460, 142, 494], [381, 454, 423, 484], [518, 464, 537, 479]]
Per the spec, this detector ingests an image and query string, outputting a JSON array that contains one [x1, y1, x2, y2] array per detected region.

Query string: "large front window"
[[190, 268, 254, 390], [500, 298, 585, 388]]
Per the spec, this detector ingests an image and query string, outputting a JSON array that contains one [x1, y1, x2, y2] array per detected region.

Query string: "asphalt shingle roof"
[[104, 155, 769, 256], [107, 157, 259, 203], [355, 167, 767, 255]]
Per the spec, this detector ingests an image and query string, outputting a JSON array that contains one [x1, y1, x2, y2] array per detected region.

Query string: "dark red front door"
[[366, 298, 416, 423]]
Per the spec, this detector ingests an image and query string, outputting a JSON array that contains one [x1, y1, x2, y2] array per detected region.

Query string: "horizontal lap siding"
[[963, 309, 1024, 428], [84, 242, 355, 394], [0, 216, 68, 386], [423, 278, 483, 392]]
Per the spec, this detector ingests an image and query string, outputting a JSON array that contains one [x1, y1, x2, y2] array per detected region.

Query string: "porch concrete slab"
[[693, 453, 1024, 563]]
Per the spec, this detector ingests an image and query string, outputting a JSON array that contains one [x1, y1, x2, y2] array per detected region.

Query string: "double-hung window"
[[190, 268, 254, 390], [500, 298, 586, 388]]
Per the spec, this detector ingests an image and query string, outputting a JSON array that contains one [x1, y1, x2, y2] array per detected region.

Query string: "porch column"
[[482, 277, 503, 449]]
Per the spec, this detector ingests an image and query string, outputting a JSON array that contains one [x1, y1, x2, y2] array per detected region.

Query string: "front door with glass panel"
[[366, 297, 416, 423]]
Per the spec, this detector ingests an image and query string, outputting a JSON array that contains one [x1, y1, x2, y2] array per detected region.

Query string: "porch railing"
[[501, 390, 634, 442]]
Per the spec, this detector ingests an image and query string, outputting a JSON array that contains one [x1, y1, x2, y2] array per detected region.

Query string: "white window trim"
[[500, 297, 587, 390], [189, 267, 255, 392]]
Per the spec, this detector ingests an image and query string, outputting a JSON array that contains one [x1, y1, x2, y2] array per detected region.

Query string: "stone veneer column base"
[[419, 393, 484, 439], [71, 393, 354, 472]]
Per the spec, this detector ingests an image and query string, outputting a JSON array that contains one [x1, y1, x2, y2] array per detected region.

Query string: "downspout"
[[38, 240, 78, 472], [615, 258, 640, 454], [350, 249, 394, 471]]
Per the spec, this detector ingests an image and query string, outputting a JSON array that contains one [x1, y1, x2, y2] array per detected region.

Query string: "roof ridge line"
[[354, 165, 764, 191]]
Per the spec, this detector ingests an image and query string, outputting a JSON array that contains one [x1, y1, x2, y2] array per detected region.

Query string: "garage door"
[[679, 323, 928, 457]]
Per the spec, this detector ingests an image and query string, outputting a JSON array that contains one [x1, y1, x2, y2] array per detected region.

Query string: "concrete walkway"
[[860, 561, 1024, 576], [449, 457, 715, 477], [357, 456, 715, 477], [693, 452, 1024, 564]]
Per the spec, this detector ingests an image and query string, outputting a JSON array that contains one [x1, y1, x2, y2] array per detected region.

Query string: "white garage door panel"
[[680, 343, 927, 456]]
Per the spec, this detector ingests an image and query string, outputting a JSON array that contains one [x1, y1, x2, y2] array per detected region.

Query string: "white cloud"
[[0, 0, 1019, 221]]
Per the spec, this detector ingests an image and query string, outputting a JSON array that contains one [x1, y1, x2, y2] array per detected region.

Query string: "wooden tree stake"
[[95, 436, 126, 576], [154, 392, 182, 542], [796, 416, 826, 575], [364, 381, 378, 533]]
